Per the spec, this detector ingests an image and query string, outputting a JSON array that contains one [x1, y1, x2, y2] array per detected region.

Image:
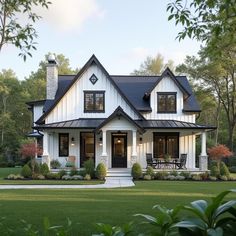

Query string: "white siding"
[[33, 105, 44, 123], [45, 64, 139, 124], [143, 76, 196, 123]]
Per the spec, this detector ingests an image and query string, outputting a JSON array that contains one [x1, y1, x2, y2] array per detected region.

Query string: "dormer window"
[[157, 92, 176, 113], [84, 91, 105, 113]]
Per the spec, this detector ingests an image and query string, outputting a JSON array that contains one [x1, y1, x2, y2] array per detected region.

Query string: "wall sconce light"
[[117, 138, 121, 143], [99, 136, 103, 146], [71, 137, 75, 146], [139, 136, 143, 145]]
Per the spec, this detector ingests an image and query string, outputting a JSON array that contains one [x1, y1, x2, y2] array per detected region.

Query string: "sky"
[[0, 0, 201, 80]]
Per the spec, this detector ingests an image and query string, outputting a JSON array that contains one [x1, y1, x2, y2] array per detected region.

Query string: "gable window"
[[157, 92, 176, 113], [84, 91, 105, 112], [59, 133, 69, 156], [153, 133, 179, 159]]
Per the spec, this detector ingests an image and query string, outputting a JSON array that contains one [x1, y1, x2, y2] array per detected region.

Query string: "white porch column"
[[101, 130, 108, 168], [131, 130, 137, 166], [199, 131, 208, 171], [42, 131, 50, 169]]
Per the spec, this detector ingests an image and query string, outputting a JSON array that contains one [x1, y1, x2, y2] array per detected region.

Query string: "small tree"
[[208, 144, 233, 163], [20, 141, 42, 174]]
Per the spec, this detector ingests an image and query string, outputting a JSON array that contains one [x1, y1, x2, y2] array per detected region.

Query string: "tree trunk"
[[228, 124, 235, 151]]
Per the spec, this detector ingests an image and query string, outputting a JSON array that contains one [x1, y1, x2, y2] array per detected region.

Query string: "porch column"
[[199, 131, 208, 171], [101, 129, 108, 168], [42, 131, 50, 169], [131, 130, 137, 166]]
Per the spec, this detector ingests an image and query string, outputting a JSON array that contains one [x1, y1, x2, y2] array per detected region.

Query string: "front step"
[[105, 169, 133, 182]]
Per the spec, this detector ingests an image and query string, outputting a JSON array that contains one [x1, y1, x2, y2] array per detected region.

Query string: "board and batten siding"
[[143, 76, 196, 123], [33, 105, 44, 124], [45, 64, 139, 124]]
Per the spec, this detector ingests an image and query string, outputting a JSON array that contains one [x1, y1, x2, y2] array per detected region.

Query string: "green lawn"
[[0, 167, 22, 179], [0, 181, 236, 235]]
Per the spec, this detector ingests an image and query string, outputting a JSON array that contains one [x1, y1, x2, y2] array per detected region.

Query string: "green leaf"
[[207, 227, 223, 236], [168, 15, 174, 21], [214, 200, 236, 218], [174, 219, 207, 230]]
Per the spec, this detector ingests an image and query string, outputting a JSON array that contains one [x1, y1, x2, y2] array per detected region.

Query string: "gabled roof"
[[147, 67, 191, 97], [36, 55, 144, 124], [95, 106, 145, 133]]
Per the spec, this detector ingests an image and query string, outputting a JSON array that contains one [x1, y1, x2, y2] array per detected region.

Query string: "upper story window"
[[84, 91, 105, 113], [157, 92, 176, 113]]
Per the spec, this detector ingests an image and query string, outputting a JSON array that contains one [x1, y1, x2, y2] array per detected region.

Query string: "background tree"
[[0, 0, 51, 60], [132, 53, 175, 75], [167, 0, 236, 42], [208, 144, 233, 162]]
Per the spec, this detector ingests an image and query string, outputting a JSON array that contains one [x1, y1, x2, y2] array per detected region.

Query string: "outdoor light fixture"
[[71, 137, 75, 146], [99, 136, 103, 146], [139, 136, 143, 145], [117, 138, 121, 143]]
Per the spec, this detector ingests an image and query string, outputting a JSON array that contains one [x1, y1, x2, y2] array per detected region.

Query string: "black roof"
[[34, 118, 215, 131], [35, 55, 201, 124]]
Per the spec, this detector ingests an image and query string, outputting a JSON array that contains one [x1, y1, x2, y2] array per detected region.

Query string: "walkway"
[[0, 179, 135, 189]]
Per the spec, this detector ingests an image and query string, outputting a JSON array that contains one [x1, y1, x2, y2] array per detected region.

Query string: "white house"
[[27, 55, 215, 171]]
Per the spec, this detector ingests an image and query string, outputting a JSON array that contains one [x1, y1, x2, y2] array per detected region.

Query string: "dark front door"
[[112, 134, 127, 168]]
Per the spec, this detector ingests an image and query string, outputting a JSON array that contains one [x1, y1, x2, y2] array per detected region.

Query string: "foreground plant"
[[174, 189, 236, 236]]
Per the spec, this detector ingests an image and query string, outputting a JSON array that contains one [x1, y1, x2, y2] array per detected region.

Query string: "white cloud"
[[36, 0, 104, 31]]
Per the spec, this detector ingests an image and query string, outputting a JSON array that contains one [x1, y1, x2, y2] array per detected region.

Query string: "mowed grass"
[[0, 167, 21, 179], [0, 181, 236, 235]]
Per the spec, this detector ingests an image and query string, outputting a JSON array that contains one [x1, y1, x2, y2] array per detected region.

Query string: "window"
[[59, 133, 69, 156], [84, 91, 105, 112], [153, 133, 179, 159], [157, 92, 176, 113], [80, 132, 95, 167]]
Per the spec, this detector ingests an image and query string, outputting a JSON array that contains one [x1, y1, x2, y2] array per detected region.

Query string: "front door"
[[112, 133, 127, 168]]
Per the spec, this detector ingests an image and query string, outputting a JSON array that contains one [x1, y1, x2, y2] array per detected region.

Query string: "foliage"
[[0, 0, 51, 60], [58, 169, 67, 178], [146, 166, 154, 177], [50, 159, 61, 169], [155, 171, 168, 180], [45, 172, 60, 180], [220, 162, 230, 179], [84, 174, 91, 181], [95, 222, 133, 236], [132, 53, 175, 75], [167, 0, 236, 42], [131, 163, 142, 180], [143, 174, 152, 180], [40, 163, 49, 176], [20, 142, 42, 159], [83, 158, 95, 178], [208, 145, 233, 161], [179, 171, 192, 180], [191, 174, 202, 181], [210, 165, 220, 178], [7, 174, 23, 180], [21, 164, 31, 178], [174, 189, 236, 235], [69, 167, 78, 176], [199, 172, 209, 181], [229, 166, 236, 173], [95, 163, 107, 180]]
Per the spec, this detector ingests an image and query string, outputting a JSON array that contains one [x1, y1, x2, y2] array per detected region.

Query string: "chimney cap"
[[48, 54, 57, 64]]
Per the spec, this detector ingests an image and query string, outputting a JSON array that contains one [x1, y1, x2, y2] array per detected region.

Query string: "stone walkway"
[[0, 179, 135, 189]]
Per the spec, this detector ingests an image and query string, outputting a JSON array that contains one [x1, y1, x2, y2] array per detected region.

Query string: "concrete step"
[[106, 176, 133, 181]]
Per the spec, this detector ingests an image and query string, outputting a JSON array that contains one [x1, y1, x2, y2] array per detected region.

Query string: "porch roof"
[[33, 118, 215, 131], [135, 120, 216, 130]]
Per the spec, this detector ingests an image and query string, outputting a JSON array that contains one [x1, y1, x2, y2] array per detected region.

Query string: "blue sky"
[[0, 0, 201, 80]]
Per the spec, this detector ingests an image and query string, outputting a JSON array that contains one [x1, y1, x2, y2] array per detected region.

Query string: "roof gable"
[[148, 67, 191, 97], [36, 55, 144, 124]]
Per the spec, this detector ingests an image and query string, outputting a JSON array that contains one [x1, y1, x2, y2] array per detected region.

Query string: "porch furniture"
[[65, 156, 76, 168], [175, 154, 187, 169], [146, 153, 158, 168]]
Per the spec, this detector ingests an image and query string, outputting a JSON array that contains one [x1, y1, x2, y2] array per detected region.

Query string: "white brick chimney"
[[46, 54, 58, 100]]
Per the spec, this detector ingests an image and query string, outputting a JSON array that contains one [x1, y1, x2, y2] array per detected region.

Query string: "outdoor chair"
[[65, 156, 76, 168], [146, 153, 158, 168], [176, 154, 187, 169]]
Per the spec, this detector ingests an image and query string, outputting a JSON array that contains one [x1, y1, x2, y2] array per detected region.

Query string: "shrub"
[[69, 167, 78, 176], [229, 166, 236, 173], [169, 170, 178, 177], [131, 163, 142, 180], [27, 160, 40, 173], [209, 176, 217, 181], [143, 174, 152, 180], [58, 169, 67, 178], [155, 171, 168, 180], [32, 173, 45, 180], [50, 159, 61, 169], [84, 174, 91, 180], [210, 165, 220, 178], [175, 175, 185, 180], [7, 161, 15, 167], [45, 173, 60, 180], [220, 175, 228, 181], [165, 175, 176, 180], [7, 174, 24, 180], [78, 169, 86, 177], [0, 162, 7, 167], [40, 163, 49, 176], [200, 171, 209, 181], [208, 144, 233, 162], [71, 175, 83, 180], [220, 161, 230, 178], [179, 171, 192, 179], [21, 164, 32, 178], [191, 174, 202, 181], [146, 166, 154, 177], [95, 163, 107, 180], [83, 158, 95, 178], [61, 175, 71, 180]]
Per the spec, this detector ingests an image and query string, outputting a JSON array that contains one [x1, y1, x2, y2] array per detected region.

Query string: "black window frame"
[[153, 132, 179, 159], [157, 92, 177, 113], [84, 91, 105, 113], [59, 133, 69, 157]]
